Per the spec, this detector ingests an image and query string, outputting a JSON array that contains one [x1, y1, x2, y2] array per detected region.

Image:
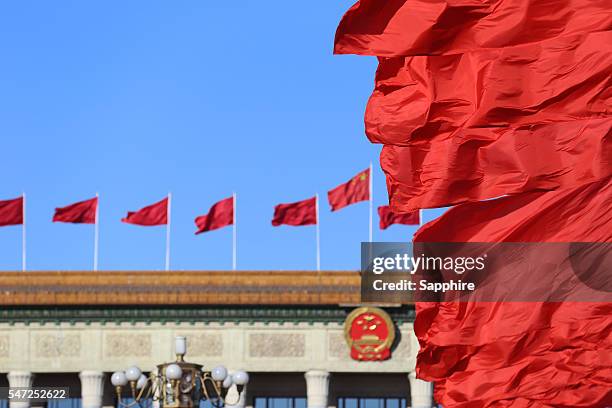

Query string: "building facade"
[[0, 271, 433, 408]]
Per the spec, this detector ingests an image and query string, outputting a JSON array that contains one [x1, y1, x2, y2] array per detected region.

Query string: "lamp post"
[[111, 336, 249, 408]]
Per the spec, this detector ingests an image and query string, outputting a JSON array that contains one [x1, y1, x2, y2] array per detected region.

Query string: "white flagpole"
[[232, 192, 237, 271], [315, 193, 320, 271], [93, 192, 99, 271], [22, 193, 26, 272], [369, 162, 373, 242], [165, 193, 172, 271]]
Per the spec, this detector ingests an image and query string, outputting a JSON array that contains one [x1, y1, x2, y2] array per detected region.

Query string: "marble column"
[[304, 370, 329, 408], [79, 371, 105, 408], [408, 372, 433, 408], [7, 371, 34, 408]]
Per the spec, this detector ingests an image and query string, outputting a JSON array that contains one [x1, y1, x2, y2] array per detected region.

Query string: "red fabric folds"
[[52, 197, 97, 224], [366, 32, 611, 146], [328, 168, 370, 211], [121, 197, 168, 226], [0, 197, 23, 226], [335, 1, 612, 211], [413, 178, 612, 407], [272, 197, 317, 226], [195, 197, 234, 234], [377, 205, 419, 229], [382, 117, 612, 211], [334, 0, 612, 57]]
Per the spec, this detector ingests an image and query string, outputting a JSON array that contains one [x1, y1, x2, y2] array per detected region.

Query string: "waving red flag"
[[382, 117, 611, 211], [377, 205, 419, 229], [334, 0, 611, 57], [122, 197, 168, 226], [368, 32, 611, 211], [53, 197, 97, 224], [195, 197, 234, 234], [328, 168, 370, 211], [272, 197, 317, 226], [0, 197, 24, 226], [413, 178, 612, 407], [335, 1, 612, 212]]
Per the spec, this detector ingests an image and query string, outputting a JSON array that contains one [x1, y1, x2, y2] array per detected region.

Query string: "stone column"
[[408, 372, 433, 408], [7, 371, 34, 408], [79, 371, 105, 408], [304, 370, 329, 408]]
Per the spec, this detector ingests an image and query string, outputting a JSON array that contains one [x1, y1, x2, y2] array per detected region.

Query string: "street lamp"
[[111, 336, 249, 408]]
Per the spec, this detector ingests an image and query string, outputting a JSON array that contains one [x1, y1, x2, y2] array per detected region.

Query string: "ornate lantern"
[[111, 336, 249, 408]]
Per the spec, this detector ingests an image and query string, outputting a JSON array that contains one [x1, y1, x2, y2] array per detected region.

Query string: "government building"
[[0, 271, 433, 408]]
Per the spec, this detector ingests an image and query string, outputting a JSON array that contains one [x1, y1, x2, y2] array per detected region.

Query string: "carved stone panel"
[[248, 333, 305, 358], [185, 333, 223, 357], [105, 334, 152, 358], [34, 333, 81, 358], [0, 335, 8, 358], [327, 331, 349, 359]]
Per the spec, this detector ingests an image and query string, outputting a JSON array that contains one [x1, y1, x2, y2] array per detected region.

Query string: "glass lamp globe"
[[125, 366, 142, 382], [111, 371, 128, 387], [222, 375, 233, 389], [136, 374, 148, 390], [211, 366, 228, 382], [232, 371, 249, 386], [165, 363, 183, 380], [175, 336, 187, 355]]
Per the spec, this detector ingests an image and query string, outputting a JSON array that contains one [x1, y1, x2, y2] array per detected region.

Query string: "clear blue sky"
[[0, 1, 444, 271]]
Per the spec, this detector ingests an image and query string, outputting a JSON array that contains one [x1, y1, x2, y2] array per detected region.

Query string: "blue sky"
[[0, 1, 444, 271]]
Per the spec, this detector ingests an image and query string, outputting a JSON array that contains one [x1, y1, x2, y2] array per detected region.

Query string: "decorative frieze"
[[104, 334, 151, 357], [185, 333, 223, 357], [0, 335, 9, 358], [327, 331, 348, 359], [34, 333, 81, 358], [248, 333, 305, 358]]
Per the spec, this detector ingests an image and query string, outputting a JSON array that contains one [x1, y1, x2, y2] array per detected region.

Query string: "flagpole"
[[22, 193, 26, 272], [369, 162, 373, 243], [165, 193, 172, 271], [232, 192, 237, 271], [315, 193, 320, 271], [94, 193, 99, 272]]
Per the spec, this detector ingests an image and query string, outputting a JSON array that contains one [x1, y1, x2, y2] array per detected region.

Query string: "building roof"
[[0, 270, 364, 306]]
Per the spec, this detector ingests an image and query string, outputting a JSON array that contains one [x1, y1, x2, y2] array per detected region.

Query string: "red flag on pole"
[[0, 197, 24, 226], [377, 205, 419, 229], [328, 168, 370, 211], [122, 197, 168, 226], [53, 197, 98, 224], [334, 1, 612, 212], [334, 0, 611, 57], [413, 178, 612, 407], [272, 197, 317, 226], [195, 197, 234, 234]]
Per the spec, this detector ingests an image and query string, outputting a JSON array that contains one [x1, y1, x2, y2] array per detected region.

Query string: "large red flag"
[[362, 33, 610, 211], [382, 118, 611, 211], [334, 0, 611, 57], [272, 197, 317, 226], [335, 1, 612, 212], [328, 168, 370, 211], [365, 35, 611, 147], [195, 197, 234, 234], [377, 205, 418, 230], [122, 197, 168, 226], [53, 197, 97, 224], [0, 197, 23, 226], [413, 178, 612, 407]]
